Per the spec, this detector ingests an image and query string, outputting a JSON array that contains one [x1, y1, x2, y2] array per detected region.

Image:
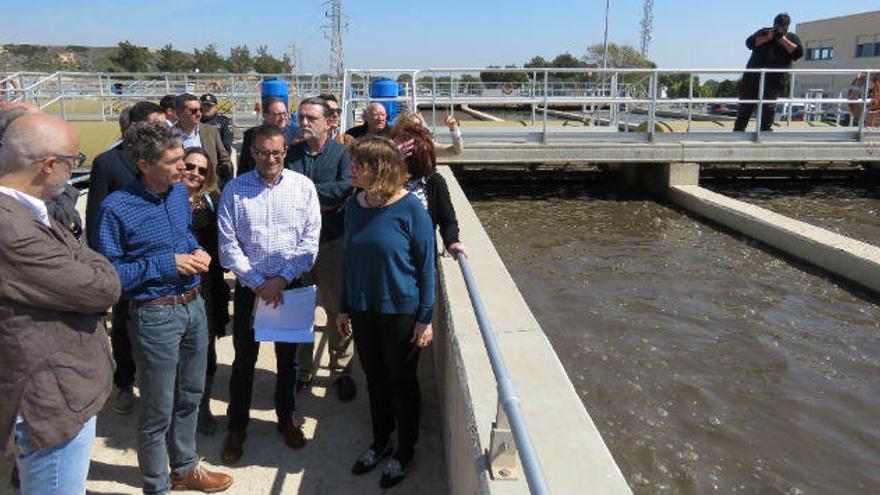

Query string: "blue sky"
[[2, 1, 878, 73]]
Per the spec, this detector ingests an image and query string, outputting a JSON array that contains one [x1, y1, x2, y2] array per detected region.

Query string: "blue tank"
[[261, 79, 289, 109], [370, 79, 399, 124]]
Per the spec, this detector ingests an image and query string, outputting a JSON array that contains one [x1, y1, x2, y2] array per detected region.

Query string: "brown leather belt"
[[131, 285, 201, 308]]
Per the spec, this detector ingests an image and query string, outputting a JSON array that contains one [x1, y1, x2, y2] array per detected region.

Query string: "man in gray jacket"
[[0, 113, 121, 494]]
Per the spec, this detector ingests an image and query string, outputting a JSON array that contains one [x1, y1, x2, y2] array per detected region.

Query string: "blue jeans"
[[129, 296, 208, 494], [15, 415, 96, 495]]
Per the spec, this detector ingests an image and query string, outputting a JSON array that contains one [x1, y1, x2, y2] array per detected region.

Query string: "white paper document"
[[253, 285, 317, 343]]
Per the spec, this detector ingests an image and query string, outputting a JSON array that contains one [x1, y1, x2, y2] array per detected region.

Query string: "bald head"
[[0, 113, 80, 198], [0, 102, 39, 142]]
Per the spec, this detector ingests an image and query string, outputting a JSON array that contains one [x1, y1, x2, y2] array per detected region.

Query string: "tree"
[[479, 65, 529, 86], [227, 45, 253, 73], [109, 40, 151, 72], [253, 45, 285, 74], [156, 43, 191, 72], [585, 43, 655, 69], [193, 44, 226, 73], [716, 79, 740, 97], [524, 56, 550, 69]]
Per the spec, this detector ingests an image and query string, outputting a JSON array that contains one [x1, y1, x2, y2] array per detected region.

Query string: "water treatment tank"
[[370, 78, 399, 124], [261, 79, 289, 109]]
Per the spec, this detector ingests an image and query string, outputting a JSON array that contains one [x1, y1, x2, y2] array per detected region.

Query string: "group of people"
[[0, 92, 466, 494]]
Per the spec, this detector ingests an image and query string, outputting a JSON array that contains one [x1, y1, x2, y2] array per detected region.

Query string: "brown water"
[[705, 180, 879, 246], [461, 174, 880, 494]]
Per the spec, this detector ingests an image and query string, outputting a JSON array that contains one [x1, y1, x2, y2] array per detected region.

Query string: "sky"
[[2, 1, 879, 74]]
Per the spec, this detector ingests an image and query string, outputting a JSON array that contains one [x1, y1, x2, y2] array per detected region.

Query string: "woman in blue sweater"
[[336, 137, 435, 489]]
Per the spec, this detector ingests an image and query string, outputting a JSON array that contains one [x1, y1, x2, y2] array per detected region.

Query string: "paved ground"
[[1, 307, 447, 495]]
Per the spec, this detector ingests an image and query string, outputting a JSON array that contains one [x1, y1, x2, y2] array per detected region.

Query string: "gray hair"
[[118, 106, 132, 133], [125, 121, 183, 166], [299, 97, 333, 119], [0, 107, 33, 143], [0, 113, 66, 175]]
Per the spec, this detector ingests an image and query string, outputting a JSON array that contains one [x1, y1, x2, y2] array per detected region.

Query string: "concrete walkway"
[[1, 310, 447, 495]]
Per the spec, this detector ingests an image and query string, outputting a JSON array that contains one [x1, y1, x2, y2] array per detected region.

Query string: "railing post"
[[432, 74, 438, 135], [755, 70, 765, 142], [57, 72, 66, 120], [542, 70, 549, 143], [857, 71, 870, 141], [98, 73, 106, 122], [648, 70, 657, 142], [687, 72, 693, 133], [489, 399, 518, 480], [610, 71, 619, 128]]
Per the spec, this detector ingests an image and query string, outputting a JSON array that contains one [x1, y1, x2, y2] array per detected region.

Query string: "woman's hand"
[[336, 313, 352, 337], [448, 242, 468, 259], [445, 113, 458, 132], [411, 322, 433, 348]]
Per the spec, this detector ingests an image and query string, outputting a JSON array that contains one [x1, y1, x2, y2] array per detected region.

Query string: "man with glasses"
[[236, 97, 296, 176], [175, 93, 232, 186], [320, 93, 356, 147], [217, 124, 321, 463], [95, 122, 233, 493], [286, 97, 355, 398], [0, 112, 121, 494]]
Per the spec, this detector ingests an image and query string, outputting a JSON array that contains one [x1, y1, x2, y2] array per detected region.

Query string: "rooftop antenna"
[[323, 0, 348, 81], [640, 0, 654, 57]]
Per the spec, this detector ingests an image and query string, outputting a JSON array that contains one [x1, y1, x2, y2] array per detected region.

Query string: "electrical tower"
[[323, 0, 347, 80], [640, 0, 654, 57]]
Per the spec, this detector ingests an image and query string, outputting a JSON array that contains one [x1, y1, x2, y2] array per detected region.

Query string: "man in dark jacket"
[[0, 113, 121, 494], [200, 93, 233, 153], [734, 13, 804, 132], [237, 97, 297, 176], [286, 97, 354, 394], [85, 100, 166, 416]]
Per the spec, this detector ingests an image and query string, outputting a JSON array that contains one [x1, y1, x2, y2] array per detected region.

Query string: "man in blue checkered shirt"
[[217, 124, 321, 463], [95, 122, 233, 494]]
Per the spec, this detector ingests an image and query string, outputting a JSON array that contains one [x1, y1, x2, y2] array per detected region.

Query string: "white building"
[[793, 10, 880, 96]]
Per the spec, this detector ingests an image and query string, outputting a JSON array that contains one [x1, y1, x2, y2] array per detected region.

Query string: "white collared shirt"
[[0, 185, 50, 227]]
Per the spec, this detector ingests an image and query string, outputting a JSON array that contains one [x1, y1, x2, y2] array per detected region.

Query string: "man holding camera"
[[734, 13, 804, 132]]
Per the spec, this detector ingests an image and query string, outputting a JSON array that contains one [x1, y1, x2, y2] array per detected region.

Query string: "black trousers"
[[734, 73, 783, 132], [111, 299, 136, 388], [227, 282, 299, 432], [351, 311, 421, 459]]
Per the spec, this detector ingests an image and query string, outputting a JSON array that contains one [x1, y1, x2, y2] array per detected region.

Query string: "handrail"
[[454, 252, 551, 495]]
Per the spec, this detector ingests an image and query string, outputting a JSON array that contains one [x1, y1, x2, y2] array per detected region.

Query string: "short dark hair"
[[125, 122, 183, 166], [129, 101, 163, 124], [299, 97, 332, 118], [262, 97, 286, 113], [318, 93, 338, 104], [159, 94, 178, 111], [774, 13, 790, 29], [175, 93, 199, 110], [251, 124, 285, 143]]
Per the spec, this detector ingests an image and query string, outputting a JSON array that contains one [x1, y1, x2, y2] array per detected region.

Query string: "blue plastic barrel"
[[370, 78, 398, 124], [261, 79, 289, 109]]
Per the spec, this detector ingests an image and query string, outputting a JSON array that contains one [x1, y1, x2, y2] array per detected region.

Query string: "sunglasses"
[[186, 107, 202, 115], [184, 162, 208, 177]]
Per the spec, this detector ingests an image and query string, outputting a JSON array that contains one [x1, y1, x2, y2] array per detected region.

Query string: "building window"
[[805, 40, 834, 61], [855, 34, 880, 58]]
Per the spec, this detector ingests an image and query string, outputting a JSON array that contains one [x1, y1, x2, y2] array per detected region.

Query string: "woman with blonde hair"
[[336, 137, 435, 488], [181, 146, 230, 435]]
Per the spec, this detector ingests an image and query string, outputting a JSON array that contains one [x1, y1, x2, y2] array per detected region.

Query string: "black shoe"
[[10, 465, 19, 489], [335, 374, 357, 402], [379, 454, 412, 489], [351, 443, 391, 475]]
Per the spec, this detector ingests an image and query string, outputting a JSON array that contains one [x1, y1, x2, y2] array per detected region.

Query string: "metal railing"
[[340, 67, 878, 143], [454, 252, 550, 495]]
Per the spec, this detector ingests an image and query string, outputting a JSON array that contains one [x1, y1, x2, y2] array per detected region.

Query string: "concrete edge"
[[434, 166, 633, 494]]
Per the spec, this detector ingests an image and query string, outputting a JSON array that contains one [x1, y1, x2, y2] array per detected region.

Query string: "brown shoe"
[[170, 464, 232, 492], [277, 418, 306, 449], [220, 430, 247, 464]]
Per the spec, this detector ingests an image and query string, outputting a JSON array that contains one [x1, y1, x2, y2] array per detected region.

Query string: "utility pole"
[[602, 0, 610, 70], [323, 0, 347, 81], [640, 0, 654, 57]]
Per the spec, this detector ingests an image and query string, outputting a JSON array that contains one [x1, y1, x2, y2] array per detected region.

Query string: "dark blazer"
[[199, 123, 233, 187], [86, 143, 137, 249], [237, 126, 258, 177], [0, 194, 120, 456], [285, 139, 352, 242]]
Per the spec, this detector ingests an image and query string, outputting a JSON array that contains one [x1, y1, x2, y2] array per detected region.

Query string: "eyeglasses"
[[186, 107, 202, 115], [299, 114, 325, 123], [184, 162, 209, 177], [252, 148, 286, 160], [328, 108, 341, 115], [39, 152, 87, 169]]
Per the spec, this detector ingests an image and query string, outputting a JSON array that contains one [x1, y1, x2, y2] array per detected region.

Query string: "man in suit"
[[85, 100, 166, 416], [0, 112, 121, 494], [236, 97, 297, 176], [175, 93, 233, 185]]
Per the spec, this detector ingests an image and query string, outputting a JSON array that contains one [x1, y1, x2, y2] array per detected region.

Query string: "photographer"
[[734, 13, 804, 132]]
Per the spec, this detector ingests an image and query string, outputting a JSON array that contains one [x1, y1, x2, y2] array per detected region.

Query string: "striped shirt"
[[217, 169, 321, 289]]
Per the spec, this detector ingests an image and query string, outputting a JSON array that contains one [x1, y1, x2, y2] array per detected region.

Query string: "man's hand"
[[191, 249, 211, 272], [411, 322, 433, 348], [175, 254, 203, 276], [255, 276, 287, 308], [335, 313, 352, 337]]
